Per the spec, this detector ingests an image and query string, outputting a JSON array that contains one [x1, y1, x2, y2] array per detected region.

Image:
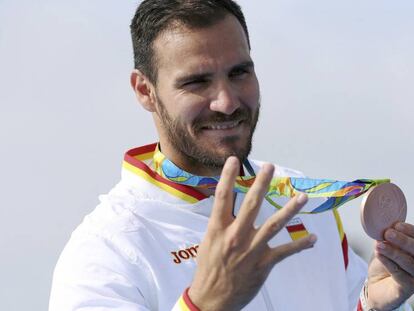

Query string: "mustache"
[[193, 108, 251, 130]]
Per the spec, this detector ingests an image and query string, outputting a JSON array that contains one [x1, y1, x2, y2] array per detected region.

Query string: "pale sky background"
[[0, 0, 413, 310]]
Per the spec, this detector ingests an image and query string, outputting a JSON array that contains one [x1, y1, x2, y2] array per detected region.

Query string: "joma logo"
[[171, 244, 199, 264]]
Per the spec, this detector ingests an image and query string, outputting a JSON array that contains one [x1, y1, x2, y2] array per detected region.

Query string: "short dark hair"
[[130, 0, 250, 84]]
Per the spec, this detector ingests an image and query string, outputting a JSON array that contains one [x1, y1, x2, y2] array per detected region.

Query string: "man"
[[49, 1, 414, 310]]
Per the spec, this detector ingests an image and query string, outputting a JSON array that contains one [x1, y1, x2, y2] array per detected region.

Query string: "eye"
[[182, 79, 206, 87], [230, 68, 249, 78]]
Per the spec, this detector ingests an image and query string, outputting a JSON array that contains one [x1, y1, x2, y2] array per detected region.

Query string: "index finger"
[[209, 156, 239, 229]]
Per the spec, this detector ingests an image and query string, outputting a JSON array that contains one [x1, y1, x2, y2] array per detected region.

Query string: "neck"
[[156, 140, 247, 197], [158, 139, 224, 177]]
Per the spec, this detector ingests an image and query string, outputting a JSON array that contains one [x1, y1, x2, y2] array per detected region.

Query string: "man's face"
[[151, 14, 260, 171]]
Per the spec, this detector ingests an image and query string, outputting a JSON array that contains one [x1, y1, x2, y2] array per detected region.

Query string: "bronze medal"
[[360, 183, 407, 240]]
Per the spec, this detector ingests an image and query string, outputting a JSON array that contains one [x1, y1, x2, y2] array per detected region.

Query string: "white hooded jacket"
[[49, 143, 370, 311]]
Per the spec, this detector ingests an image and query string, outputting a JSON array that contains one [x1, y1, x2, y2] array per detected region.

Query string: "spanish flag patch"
[[286, 217, 309, 241]]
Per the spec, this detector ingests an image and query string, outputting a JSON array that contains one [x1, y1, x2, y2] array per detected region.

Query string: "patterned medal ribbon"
[[153, 146, 390, 213]]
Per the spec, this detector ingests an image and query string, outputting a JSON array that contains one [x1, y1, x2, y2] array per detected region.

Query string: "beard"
[[155, 94, 260, 170]]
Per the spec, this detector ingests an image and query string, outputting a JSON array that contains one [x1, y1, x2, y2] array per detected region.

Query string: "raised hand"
[[188, 156, 317, 311]]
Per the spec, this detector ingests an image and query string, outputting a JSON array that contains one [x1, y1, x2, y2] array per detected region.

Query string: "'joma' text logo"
[[171, 244, 199, 264]]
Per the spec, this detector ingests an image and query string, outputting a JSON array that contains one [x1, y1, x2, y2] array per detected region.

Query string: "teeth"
[[205, 121, 239, 130]]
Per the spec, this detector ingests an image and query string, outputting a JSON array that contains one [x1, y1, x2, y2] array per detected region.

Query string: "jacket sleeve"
[[49, 231, 153, 311]]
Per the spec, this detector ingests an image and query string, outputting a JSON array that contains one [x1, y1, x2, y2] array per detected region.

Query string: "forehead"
[[152, 15, 251, 77]]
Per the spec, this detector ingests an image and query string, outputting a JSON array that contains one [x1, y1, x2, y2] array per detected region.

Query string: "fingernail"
[[386, 230, 396, 239], [263, 163, 275, 174], [308, 234, 317, 244], [227, 156, 238, 166], [296, 193, 308, 204]]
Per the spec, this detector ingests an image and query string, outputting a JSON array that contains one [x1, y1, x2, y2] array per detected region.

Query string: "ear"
[[130, 69, 157, 112]]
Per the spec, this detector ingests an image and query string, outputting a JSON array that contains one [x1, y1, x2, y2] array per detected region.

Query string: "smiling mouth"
[[201, 120, 243, 130]]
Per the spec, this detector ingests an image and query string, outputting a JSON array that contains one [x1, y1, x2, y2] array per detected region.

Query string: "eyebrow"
[[174, 60, 254, 87], [231, 61, 255, 74]]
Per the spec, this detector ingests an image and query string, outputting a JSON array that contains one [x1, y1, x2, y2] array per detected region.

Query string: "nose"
[[209, 81, 240, 115]]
